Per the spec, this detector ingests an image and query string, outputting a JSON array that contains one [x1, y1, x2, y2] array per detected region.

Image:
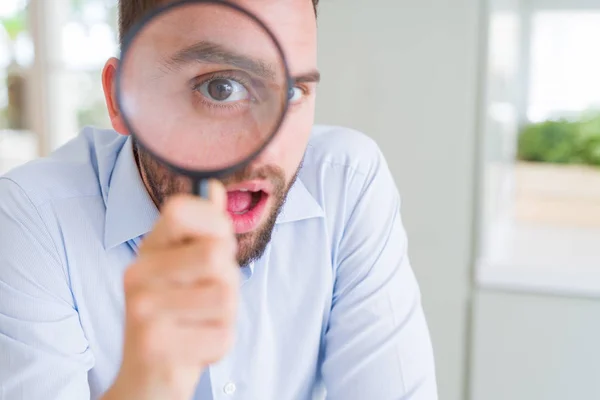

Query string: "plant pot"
[[515, 161, 600, 228]]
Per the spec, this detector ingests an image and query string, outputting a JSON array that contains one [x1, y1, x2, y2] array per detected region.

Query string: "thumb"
[[208, 179, 228, 212]]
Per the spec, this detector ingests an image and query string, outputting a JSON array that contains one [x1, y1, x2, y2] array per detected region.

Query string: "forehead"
[[153, 0, 317, 75]]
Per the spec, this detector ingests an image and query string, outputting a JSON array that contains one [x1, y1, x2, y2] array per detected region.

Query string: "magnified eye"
[[288, 86, 304, 104], [198, 78, 250, 102]]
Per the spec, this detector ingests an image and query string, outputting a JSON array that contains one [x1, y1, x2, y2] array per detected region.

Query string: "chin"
[[234, 213, 278, 267]]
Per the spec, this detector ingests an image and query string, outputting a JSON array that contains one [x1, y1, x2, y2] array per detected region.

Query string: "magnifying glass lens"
[[118, 1, 289, 173]]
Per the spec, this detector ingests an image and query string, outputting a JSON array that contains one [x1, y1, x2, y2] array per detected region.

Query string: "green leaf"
[[1, 11, 26, 41], [517, 110, 600, 167]]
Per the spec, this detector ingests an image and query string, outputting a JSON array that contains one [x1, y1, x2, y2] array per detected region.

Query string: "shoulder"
[[303, 124, 386, 177], [0, 127, 127, 209], [297, 124, 399, 230], [300, 124, 397, 201]]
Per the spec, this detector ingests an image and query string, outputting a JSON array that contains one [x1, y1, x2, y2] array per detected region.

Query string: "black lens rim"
[[116, 0, 293, 180]]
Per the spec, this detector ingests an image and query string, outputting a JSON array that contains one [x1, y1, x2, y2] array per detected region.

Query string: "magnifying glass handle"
[[193, 179, 210, 199]]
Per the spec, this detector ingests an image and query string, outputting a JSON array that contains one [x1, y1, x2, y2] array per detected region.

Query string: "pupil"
[[208, 79, 234, 101]]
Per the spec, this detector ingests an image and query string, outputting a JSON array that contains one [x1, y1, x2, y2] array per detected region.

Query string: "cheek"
[[250, 98, 314, 184], [279, 104, 314, 177]]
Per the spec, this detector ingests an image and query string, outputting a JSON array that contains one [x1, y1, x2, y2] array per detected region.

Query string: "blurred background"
[[0, 0, 116, 171], [1, 0, 599, 399]]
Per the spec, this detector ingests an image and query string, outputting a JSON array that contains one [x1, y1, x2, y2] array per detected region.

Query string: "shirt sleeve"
[[321, 150, 438, 400], [0, 177, 94, 399]]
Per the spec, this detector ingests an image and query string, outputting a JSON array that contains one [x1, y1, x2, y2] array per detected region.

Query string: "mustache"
[[220, 164, 286, 190], [134, 138, 291, 204]]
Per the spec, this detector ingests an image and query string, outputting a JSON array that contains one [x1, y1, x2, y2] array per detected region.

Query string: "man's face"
[[110, 0, 319, 267]]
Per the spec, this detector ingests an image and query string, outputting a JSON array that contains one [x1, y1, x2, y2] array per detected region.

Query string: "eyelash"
[[191, 71, 254, 111], [292, 85, 309, 101], [191, 71, 310, 111]]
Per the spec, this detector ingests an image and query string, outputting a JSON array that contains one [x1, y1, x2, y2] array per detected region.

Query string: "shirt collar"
[[275, 175, 324, 224], [104, 137, 159, 250], [104, 137, 324, 250]]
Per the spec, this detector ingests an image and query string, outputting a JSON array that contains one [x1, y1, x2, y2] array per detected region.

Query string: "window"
[[60, 0, 117, 130], [477, 5, 600, 297], [0, 0, 117, 175], [49, 0, 118, 148], [0, 0, 35, 174], [528, 12, 600, 122]]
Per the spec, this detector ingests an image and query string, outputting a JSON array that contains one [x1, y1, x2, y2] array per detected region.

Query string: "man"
[[0, 0, 437, 399]]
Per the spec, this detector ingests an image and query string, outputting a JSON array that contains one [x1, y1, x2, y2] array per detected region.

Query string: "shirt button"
[[223, 382, 236, 395]]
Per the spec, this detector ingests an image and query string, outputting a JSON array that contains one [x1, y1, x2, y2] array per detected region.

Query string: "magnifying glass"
[[116, 0, 291, 198]]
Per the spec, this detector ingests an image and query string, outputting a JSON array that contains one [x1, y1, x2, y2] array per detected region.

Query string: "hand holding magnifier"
[[107, 3, 292, 399]]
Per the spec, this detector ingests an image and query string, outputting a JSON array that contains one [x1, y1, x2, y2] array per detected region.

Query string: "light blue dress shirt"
[[0, 125, 437, 400]]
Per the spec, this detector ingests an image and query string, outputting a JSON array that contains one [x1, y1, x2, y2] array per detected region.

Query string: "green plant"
[[517, 111, 600, 167], [0, 11, 26, 41], [0, 107, 8, 130], [517, 118, 581, 164], [576, 112, 600, 166]]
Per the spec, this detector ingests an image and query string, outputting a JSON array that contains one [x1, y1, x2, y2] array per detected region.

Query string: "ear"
[[102, 57, 129, 135]]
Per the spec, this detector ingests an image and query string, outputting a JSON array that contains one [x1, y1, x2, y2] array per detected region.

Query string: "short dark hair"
[[118, 0, 319, 47]]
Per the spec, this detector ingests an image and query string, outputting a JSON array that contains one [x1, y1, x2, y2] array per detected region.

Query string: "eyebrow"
[[294, 70, 321, 84], [162, 41, 277, 80]]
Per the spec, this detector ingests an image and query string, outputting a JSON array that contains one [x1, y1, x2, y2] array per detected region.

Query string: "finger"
[[132, 321, 234, 368], [165, 325, 235, 366], [128, 284, 238, 325], [208, 179, 228, 213], [140, 194, 233, 251], [126, 240, 239, 288]]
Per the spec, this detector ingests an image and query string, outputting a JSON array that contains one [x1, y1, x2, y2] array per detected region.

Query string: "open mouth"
[[227, 189, 265, 215], [226, 186, 270, 234]]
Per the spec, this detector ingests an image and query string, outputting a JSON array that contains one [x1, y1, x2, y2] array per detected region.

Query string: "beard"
[[132, 138, 300, 267]]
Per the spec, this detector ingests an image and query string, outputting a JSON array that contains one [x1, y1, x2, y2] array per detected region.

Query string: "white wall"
[[316, 1, 600, 399], [470, 290, 600, 400], [315, 1, 481, 399], [470, 0, 600, 398]]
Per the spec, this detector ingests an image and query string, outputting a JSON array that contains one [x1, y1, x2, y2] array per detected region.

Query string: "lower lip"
[[228, 192, 269, 234]]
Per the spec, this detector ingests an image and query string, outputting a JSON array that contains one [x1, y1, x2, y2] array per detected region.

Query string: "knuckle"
[[205, 245, 224, 270], [193, 280, 237, 324], [124, 255, 160, 289], [215, 283, 235, 310], [184, 287, 208, 310], [207, 211, 234, 237], [162, 195, 203, 227], [223, 264, 241, 291], [161, 199, 187, 226], [138, 325, 162, 355], [123, 265, 142, 291], [208, 268, 235, 294], [224, 288, 239, 315], [198, 284, 223, 308], [127, 292, 154, 320], [202, 328, 234, 364], [211, 239, 236, 266], [162, 197, 231, 238], [215, 214, 234, 235], [216, 327, 235, 353], [220, 277, 237, 301], [213, 283, 238, 323], [194, 242, 223, 272]]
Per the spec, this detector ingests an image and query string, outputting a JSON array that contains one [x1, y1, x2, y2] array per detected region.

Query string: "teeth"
[[234, 210, 248, 215]]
